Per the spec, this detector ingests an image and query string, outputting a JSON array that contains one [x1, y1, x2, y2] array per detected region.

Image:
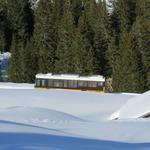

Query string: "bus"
[[35, 73, 106, 92]]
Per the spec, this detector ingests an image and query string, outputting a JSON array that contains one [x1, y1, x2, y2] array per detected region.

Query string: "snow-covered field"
[[0, 82, 150, 150]]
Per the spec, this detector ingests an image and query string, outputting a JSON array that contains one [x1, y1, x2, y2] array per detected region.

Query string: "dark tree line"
[[0, 0, 149, 93]]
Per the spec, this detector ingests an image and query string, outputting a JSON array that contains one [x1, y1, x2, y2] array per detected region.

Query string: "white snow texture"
[[0, 82, 150, 150]]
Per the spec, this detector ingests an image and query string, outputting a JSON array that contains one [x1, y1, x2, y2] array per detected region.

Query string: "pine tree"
[[93, 0, 110, 76], [54, 5, 75, 73], [7, 0, 34, 82], [78, 12, 94, 75], [71, 27, 94, 75], [34, 0, 56, 73], [108, 0, 141, 92], [9, 36, 23, 82], [135, 0, 150, 90], [117, 32, 144, 93], [22, 39, 38, 83], [0, 0, 12, 52]]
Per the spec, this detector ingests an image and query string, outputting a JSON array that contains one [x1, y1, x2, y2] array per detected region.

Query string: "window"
[[41, 79, 45, 86], [64, 80, 68, 88], [88, 81, 97, 88], [97, 82, 104, 87], [78, 81, 88, 87], [53, 80, 64, 88], [36, 79, 41, 86], [97, 82, 104, 90], [68, 80, 77, 88], [48, 79, 53, 87]]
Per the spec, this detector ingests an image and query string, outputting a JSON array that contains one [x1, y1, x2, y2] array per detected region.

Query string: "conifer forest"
[[0, 0, 149, 93]]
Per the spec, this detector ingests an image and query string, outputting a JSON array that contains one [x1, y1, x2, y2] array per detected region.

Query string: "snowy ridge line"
[[121, 93, 141, 96]]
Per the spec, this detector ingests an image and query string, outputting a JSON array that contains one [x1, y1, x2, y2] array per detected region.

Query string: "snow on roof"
[[36, 73, 105, 82], [110, 90, 150, 119]]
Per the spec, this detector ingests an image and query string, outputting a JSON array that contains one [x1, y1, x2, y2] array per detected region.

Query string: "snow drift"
[[111, 90, 150, 119]]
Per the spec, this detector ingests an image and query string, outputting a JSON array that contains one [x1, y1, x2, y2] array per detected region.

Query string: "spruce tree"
[[9, 36, 23, 82], [54, 4, 75, 74], [117, 32, 144, 93], [78, 12, 94, 75], [34, 0, 56, 73], [71, 27, 94, 75], [135, 0, 150, 90], [93, 0, 109, 76], [108, 0, 141, 92], [22, 39, 38, 83], [0, 0, 12, 52], [7, 0, 34, 82]]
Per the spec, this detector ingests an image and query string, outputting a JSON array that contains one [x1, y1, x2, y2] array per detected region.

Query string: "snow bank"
[[111, 91, 150, 119], [0, 106, 85, 124], [0, 89, 132, 120], [0, 82, 34, 89]]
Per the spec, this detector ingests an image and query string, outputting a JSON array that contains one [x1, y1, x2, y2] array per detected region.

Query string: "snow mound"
[[0, 89, 133, 121], [111, 91, 150, 119], [0, 107, 84, 124]]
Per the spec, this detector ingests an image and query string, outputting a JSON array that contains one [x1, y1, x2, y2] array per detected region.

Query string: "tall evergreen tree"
[[93, 0, 110, 76], [78, 11, 94, 75], [0, 0, 12, 52], [117, 32, 144, 93], [8, 0, 34, 82], [134, 0, 150, 90], [9, 35, 23, 82], [71, 27, 94, 75], [22, 39, 38, 83], [54, 4, 75, 73], [34, 0, 56, 73], [108, 0, 142, 92]]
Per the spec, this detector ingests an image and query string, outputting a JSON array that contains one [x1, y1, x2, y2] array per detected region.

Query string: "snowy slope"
[[111, 90, 150, 119], [0, 83, 150, 150]]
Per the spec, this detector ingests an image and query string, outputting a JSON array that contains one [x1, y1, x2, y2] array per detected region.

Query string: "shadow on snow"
[[0, 132, 150, 150]]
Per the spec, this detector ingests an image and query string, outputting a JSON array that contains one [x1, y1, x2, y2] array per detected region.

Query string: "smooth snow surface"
[[0, 82, 34, 89], [112, 90, 150, 119], [0, 82, 150, 150]]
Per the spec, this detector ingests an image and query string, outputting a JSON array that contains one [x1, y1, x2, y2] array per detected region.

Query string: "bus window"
[[41, 79, 45, 87], [68, 80, 77, 88], [36, 79, 41, 86], [78, 81, 88, 87], [97, 82, 104, 90], [88, 81, 97, 88], [53, 80, 64, 88], [48, 79, 53, 87], [97, 82, 104, 87], [59, 80, 64, 87], [64, 80, 68, 88]]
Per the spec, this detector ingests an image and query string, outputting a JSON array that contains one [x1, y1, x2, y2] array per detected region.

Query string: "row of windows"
[[36, 79, 104, 89]]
